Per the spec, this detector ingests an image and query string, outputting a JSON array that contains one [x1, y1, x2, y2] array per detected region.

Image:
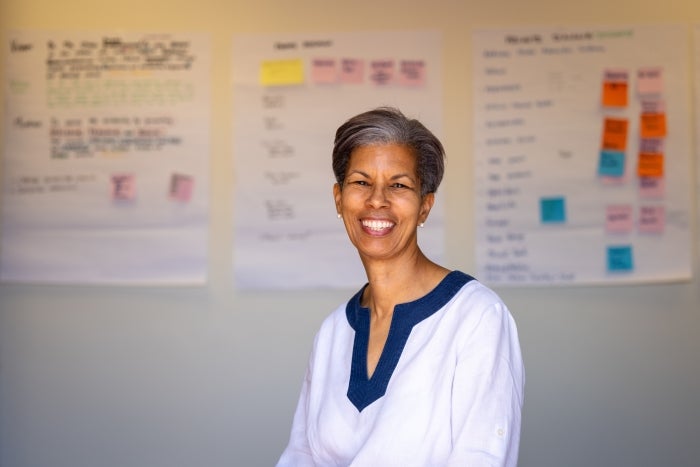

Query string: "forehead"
[[347, 143, 417, 173]]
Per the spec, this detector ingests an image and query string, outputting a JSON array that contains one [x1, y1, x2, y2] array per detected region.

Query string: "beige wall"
[[1, 1, 699, 466]]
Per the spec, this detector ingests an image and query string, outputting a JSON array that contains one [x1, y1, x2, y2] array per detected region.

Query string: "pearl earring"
[[337, 213, 342, 219], [419, 222, 425, 228]]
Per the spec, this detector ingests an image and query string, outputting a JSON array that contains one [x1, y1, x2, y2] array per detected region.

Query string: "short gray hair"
[[332, 107, 445, 196]]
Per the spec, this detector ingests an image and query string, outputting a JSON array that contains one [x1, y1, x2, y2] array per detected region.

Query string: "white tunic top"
[[277, 271, 525, 466]]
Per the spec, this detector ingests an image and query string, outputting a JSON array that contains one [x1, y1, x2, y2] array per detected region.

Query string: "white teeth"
[[362, 220, 394, 231]]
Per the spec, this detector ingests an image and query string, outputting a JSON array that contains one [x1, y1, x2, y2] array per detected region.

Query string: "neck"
[[360, 250, 449, 320]]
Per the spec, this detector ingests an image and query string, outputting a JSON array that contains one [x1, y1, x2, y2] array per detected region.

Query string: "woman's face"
[[333, 143, 434, 262]]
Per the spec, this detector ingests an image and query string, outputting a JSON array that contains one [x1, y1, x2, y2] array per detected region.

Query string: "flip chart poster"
[[232, 31, 443, 289], [1, 31, 210, 284], [695, 25, 700, 262], [472, 25, 692, 286]]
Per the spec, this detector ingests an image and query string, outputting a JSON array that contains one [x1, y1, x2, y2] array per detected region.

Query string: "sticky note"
[[638, 205, 665, 233], [598, 150, 626, 177], [639, 176, 665, 198], [111, 173, 136, 201], [169, 173, 194, 202], [640, 138, 664, 154], [605, 205, 634, 233], [369, 59, 395, 85], [311, 58, 338, 84], [601, 117, 628, 151], [640, 112, 667, 138], [607, 245, 634, 272], [339, 58, 364, 84], [260, 59, 305, 86], [398, 60, 426, 86], [602, 69, 628, 107], [637, 67, 663, 95], [540, 197, 566, 223], [637, 153, 664, 177]]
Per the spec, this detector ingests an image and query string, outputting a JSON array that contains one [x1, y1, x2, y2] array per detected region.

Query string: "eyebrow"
[[347, 170, 417, 183]]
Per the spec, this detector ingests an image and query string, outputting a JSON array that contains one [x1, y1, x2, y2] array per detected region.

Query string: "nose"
[[366, 184, 389, 209]]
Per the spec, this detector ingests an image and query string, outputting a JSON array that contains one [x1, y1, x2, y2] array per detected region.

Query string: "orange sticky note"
[[637, 153, 664, 177], [640, 113, 667, 138], [602, 81, 628, 107], [602, 69, 628, 107], [601, 117, 628, 151]]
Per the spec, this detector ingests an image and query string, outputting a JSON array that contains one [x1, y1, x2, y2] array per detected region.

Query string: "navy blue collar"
[[345, 270, 474, 412]]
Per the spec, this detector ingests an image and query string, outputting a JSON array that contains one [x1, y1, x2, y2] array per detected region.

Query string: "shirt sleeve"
[[276, 355, 315, 466], [447, 301, 525, 467]]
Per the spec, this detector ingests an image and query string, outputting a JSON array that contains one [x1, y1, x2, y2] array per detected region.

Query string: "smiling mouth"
[[361, 219, 395, 232]]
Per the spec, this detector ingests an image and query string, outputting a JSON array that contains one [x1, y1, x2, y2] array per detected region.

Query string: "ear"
[[333, 183, 342, 214], [419, 192, 435, 224]]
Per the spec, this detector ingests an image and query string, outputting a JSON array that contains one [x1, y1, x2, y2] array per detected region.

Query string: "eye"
[[351, 180, 369, 186]]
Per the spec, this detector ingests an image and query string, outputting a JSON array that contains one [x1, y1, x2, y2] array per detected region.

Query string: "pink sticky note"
[[398, 59, 426, 86], [339, 58, 364, 84], [637, 67, 663, 95], [111, 173, 136, 201], [169, 173, 194, 202], [639, 176, 665, 198], [369, 59, 395, 85], [638, 205, 665, 233], [311, 58, 338, 84], [605, 205, 634, 233]]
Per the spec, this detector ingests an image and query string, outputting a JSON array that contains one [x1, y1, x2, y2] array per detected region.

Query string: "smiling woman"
[[277, 107, 525, 467]]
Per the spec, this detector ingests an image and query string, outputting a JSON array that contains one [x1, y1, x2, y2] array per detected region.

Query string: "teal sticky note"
[[540, 197, 566, 223], [598, 150, 625, 177], [607, 245, 634, 272]]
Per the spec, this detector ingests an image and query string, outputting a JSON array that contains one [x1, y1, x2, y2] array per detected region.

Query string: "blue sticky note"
[[607, 245, 634, 272], [540, 197, 566, 223], [598, 150, 625, 177]]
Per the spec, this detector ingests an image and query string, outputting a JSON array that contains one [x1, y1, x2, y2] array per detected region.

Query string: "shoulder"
[[447, 273, 510, 318], [445, 275, 519, 350]]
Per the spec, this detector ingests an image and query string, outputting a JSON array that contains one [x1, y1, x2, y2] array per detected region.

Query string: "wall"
[[1, 1, 699, 466]]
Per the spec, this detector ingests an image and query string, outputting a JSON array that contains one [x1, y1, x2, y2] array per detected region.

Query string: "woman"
[[277, 107, 524, 466]]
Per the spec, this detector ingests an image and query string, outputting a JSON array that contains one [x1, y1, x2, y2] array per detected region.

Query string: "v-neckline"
[[344, 271, 473, 412]]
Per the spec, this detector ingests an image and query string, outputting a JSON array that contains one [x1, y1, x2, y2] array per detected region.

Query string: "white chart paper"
[[1, 31, 210, 284], [233, 31, 443, 289], [473, 25, 692, 286]]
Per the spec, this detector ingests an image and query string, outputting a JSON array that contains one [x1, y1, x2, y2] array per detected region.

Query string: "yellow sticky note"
[[260, 59, 305, 86]]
